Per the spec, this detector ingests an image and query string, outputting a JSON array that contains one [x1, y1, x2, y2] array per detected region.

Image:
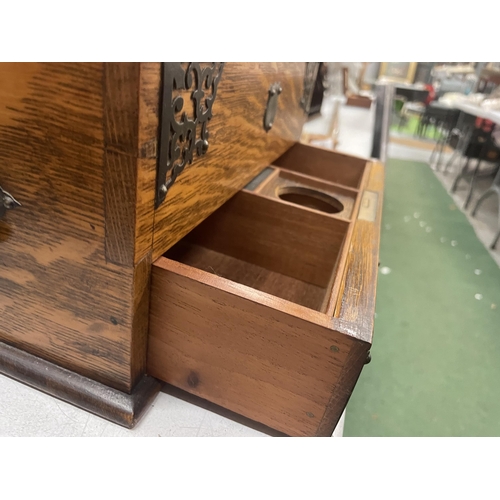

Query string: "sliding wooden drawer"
[[147, 143, 384, 437]]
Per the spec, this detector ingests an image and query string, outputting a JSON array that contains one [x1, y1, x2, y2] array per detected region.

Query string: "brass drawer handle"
[[0, 186, 21, 219]]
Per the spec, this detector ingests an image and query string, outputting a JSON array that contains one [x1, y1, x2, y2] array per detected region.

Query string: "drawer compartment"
[[272, 142, 367, 188], [248, 168, 358, 221], [164, 192, 349, 311], [147, 147, 383, 437]]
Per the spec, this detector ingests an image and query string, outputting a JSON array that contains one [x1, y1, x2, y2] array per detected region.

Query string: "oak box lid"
[[147, 62, 310, 260]]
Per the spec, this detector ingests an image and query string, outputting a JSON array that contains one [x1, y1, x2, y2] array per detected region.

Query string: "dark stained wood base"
[[0, 341, 161, 429]]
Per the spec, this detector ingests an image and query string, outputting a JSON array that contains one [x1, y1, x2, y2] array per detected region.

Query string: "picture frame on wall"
[[378, 62, 417, 84]]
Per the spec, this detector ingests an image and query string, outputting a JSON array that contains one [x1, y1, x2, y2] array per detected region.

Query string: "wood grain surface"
[[181, 190, 349, 289], [0, 63, 127, 390], [147, 146, 384, 436], [257, 168, 358, 221], [147, 258, 358, 437], [0, 62, 309, 398], [151, 63, 307, 259], [0, 63, 158, 392], [334, 160, 384, 342], [103, 63, 157, 267], [0, 340, 161, 428], [102, 63, 158, 388], [317, 159, 384, 433], [315, 337, 370, 436], [165, 242, 328, 311], [0, 63, 382, 435], [274, 142, 367, 188], [324, 158, 372, 318]]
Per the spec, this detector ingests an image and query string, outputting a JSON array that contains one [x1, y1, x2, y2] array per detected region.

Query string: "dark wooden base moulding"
[[0, 341, 161, 429]]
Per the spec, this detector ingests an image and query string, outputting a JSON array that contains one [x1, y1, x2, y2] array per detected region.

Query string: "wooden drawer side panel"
[[334, 161, 384, 342]]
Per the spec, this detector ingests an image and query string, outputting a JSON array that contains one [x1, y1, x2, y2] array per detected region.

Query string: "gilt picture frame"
[[378, 62, 417, 84]]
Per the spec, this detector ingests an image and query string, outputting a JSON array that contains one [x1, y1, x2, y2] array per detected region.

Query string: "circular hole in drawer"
[[277, 186, 344, 214]]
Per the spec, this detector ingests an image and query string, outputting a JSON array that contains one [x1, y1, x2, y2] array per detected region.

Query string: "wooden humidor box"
[[346, 94, 373, 108], [0, 63, 383, 436]]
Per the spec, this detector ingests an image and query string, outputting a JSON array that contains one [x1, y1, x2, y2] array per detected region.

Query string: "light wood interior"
[[273, 142, 366, 188], [165, 242, 327, 310], [164, 190, 350, 312], [255, 168, 358, 220], [147, 146, 380, 437]]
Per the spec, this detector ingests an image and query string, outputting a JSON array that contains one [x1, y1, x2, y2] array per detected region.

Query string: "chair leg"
[[416, 117, 421, 137], [429, 140, 439, 166], [451, 157, 470, 193], [465, 130, 495, 209], [464, 159, 482, 209], [398, 114, 405, 130], [419, 114, 426, 138], [413, 115, 420, 138], [419, 116, 428, 138], [471, 188, 496, 217], [444, 149, 459, 174], [430, 124, 444, 166], [492, 227, 500, 250], [493, 188, 500, 249], [436, 130, 449, 171]]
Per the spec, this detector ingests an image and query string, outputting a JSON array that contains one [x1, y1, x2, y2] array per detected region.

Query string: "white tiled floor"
[[0, 373, 269, 437], [0, 96, 374, 437]]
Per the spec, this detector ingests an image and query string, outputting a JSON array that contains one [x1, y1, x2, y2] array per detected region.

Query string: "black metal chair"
[[399, 101, 426, 133], [450, 118, 500, 209], [471, 157, 500, 250], [427, 105, 460, 169]]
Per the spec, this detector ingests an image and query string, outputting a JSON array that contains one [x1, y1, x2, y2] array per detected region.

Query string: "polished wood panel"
[[0, 341, 161, 428], [166, 241, 328, 311], [0, 63, 157, 393], [152, 63, 307, 259], [147, 257, 359, 437], [324, 158, 372, 317], [0, 63, 381, 435], [147, 145, 383, 436], [274, 142, 367, 188], [104, 150, 138, 266], [0, 63, 121, 389], [0, 62, 309, 400], [257, 168, 358, 221], [138, 63, 161, 157], [103, 63, 158, 387], [134, 64, 160, 263], [104, 62, 140, 157], [130, 253, 153, 386], [314, 163, 384, 433], [181, 191, 348, 289], [103, 63, 157, 267], [334, 160, 384, 340], [315, 338, 370, 436]]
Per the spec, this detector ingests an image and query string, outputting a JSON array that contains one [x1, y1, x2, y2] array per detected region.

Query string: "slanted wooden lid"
[[149, 62, 309, 259]]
